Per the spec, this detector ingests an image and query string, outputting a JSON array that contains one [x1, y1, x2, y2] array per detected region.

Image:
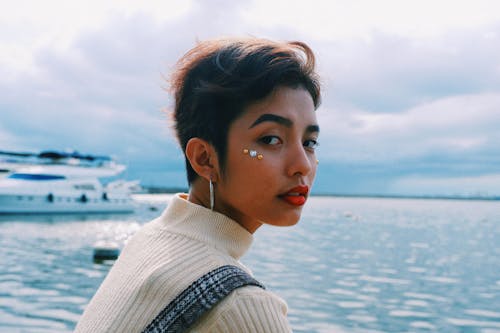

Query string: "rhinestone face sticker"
[[243, 148, 263, 160]]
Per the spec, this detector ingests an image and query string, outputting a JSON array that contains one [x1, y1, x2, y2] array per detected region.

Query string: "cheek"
[[312, 158, 319, 175], [308, 157, 318, 182], [228, 155, 276, 189]]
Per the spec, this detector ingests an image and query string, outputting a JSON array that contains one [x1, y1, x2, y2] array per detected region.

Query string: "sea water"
[[0, 195, 499, 332]]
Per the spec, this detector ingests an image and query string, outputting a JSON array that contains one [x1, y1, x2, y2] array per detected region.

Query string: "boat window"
[[8, 173, 66, 180], [74, 184, 96, 190]]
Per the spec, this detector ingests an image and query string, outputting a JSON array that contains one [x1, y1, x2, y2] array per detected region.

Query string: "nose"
[[286, 141, 313, 177]]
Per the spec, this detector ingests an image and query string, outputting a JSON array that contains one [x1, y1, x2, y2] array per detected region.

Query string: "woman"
[[75, 37, 321, 333]]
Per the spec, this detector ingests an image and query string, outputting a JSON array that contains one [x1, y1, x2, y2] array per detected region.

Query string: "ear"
[[185, 138, 220, 182]]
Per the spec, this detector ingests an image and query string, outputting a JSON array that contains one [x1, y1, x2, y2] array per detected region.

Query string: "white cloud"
[[318, 92, 500, 162], [0, 1, 194, 77], [1, 0, 500, 194], [351, 92, 500, 135], [245, 0, 500, 40], [0, 0, 193, 45], [317, 26, 500, 114]]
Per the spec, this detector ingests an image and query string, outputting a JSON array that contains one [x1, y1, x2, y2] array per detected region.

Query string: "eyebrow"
[[249, 114, 320, 133], [307, 124, 320, 133], [249, 114, 292, 129]]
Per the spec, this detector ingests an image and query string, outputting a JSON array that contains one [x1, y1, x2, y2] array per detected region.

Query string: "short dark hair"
[[170, 37, 321, 185]]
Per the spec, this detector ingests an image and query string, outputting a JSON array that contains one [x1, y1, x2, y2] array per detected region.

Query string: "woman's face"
[[214, 86, 319, 233]]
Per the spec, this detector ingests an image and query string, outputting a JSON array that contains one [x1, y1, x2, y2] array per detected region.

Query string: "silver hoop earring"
[[209, 178, 214, 211]]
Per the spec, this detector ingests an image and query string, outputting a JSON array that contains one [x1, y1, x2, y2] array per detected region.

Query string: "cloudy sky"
[[1, 0, 500, 196]]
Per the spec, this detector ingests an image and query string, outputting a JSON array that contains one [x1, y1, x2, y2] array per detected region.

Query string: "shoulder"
[[191, 286, 292, 333]]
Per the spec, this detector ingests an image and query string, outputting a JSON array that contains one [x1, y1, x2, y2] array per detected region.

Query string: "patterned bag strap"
[[141, 265, 265, 333]]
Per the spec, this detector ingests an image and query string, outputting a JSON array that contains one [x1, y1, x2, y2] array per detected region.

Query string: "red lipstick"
[[280, 185, 309, 206]]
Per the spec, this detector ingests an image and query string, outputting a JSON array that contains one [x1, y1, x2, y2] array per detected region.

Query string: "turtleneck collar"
[[157, 193, 253, 260]]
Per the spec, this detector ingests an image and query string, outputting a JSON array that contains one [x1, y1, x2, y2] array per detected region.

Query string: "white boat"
[[0, 150, 139, 214], [0, 150, 114, 176], [0, 150, 33, 178]]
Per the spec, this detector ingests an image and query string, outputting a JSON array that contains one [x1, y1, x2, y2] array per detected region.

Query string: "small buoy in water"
[[343, 211, 353, 218], [93, 241, 120, 262]]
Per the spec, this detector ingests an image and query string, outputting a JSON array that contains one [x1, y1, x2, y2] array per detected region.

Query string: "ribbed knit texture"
[[75, 193, 291, 333]]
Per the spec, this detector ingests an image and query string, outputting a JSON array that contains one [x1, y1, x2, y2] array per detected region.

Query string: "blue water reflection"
[[1, 195, 500, 332]]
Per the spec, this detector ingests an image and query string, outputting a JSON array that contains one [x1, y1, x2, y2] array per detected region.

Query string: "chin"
[[265, 214, 301, 227], [284, 219, 300, 227], [257, 205, 305, 227]]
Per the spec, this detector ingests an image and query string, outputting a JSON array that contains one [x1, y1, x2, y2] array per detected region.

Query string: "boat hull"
[[0, 194, 135, 214]]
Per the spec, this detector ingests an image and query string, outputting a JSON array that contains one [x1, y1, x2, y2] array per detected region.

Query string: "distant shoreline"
[[137, 186, 500, 201], [312, 193, 500, 201]]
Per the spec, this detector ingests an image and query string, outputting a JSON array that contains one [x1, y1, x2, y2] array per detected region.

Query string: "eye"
[[304, 139, 319, 150], [260, 136, 282, 145]]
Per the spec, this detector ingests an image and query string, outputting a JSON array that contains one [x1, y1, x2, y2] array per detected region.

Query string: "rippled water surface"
[[1, 195, 500, 332]]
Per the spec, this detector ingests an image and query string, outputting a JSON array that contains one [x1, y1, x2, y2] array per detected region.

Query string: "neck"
[[187, 179, 211, 210], [187, 186, 262, 234]]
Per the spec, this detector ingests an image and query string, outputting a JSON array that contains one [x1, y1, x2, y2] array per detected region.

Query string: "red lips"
[[280, 185, 309, 206]]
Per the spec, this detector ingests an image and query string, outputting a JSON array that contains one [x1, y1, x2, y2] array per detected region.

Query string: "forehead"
[[237, 86, 317, 126]]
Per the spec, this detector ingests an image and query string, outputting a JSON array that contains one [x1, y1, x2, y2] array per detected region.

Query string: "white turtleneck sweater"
[[75, 193, 291, 332]]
